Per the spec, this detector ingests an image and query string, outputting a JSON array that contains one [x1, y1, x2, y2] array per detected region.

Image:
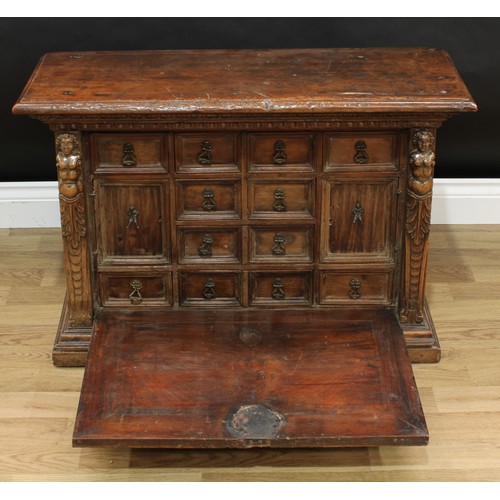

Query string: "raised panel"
[[249, 226, 313, 263], [248, 133, 314, 172], [91, 133, 166, 172], [99, 272, 172, 307], [249, 272, 312, 306], [321, 177, 398, 263], [249, 179, 315, 220], [179, 271, 242, 307], [319, 270, 393, 306], [325, 133, 398, 171], [177, 227, 241, 264], [95, 181, 169, 265], [176, 180, 241, 220], [175, 133, 239, 173]]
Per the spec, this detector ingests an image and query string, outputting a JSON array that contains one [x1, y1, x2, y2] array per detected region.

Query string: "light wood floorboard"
[[0, 226, 499, 481]]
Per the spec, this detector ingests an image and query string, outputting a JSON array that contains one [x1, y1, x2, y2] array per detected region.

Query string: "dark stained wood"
[[13, 49, 478, 443], [73, 308, 428, 447], [13, 49, 476, 115]]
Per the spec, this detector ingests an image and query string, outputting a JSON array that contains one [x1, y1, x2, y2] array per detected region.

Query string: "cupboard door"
[[95, 180, 169, 265], [321, 177, 399, 263]]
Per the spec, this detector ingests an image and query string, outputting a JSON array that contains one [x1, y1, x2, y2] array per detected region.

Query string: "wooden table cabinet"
[[13, 48, 476, 448]]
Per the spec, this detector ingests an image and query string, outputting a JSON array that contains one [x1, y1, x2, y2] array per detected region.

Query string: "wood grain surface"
[[12, 49, 477, 115], [0, 225, 499, 481]]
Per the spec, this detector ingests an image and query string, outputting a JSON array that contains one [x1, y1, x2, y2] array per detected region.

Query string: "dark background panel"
[[1, 18, 496, 181]]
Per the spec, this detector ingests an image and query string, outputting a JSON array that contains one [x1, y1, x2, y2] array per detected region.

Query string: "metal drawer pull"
[[272, 188, 287, 212], [354, 140, 368, 164], [129, 280, 143, 304], [197, 140, 213, 165], [272, 140, 287, 165], [198, 233, 214, 257], [271, 278, 285, 300], [349, 278, 361, 299], [201, 188, 217, 211], [202, 278, 216, 300], [127, 207, 140, 229], [122, 143, 137, 167], [272, 233, 286, 255], [352, 201, 364, 224]]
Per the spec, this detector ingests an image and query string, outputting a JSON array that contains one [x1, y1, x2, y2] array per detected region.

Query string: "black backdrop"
[[1, 18, 497, 181]]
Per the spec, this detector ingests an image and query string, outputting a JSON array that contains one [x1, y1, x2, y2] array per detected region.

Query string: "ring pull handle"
[[122, 143, 137, 167], [272, 188, 287, 212], [354, 140, 368, 164], [349, 278, 361, 300], [198, 234, 214, 257], [272, 140, 287, 165], [127, 207, 140, 229], [272, 233, 286, 255], [271, 278, 286, 300], [201, 188, 217, 212], [202, 278, 216, 300], [352, 202, 364, 224], [129, 280, 143, 304], [197, 140, 213, 165]]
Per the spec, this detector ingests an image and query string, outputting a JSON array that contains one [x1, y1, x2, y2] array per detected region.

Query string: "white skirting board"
[[0, 179, 499, 228]]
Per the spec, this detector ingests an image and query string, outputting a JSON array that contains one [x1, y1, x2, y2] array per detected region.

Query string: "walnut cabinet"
[[13, 49, 476, 448]]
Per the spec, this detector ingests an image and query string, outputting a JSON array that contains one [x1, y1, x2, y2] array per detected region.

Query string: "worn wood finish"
[[73, 308, 427, 448], [12, 49, 477, 447], [12, 49, 476, 115], [2, 226, 500, 480]]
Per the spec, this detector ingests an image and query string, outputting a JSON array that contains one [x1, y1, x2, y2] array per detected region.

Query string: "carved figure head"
[[413, 130, 434, 153], [56, 133, 77, 156]]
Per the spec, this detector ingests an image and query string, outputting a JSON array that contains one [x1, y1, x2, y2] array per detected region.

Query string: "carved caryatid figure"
[[408, 130, 435, 197], [55, 132, 92, 328], [400, 129, 436, 325], [56, 133, 83, 201]]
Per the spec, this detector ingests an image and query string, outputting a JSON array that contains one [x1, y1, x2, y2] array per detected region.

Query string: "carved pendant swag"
[[400, 129, 435, 325], [56, 132, 92, 327]]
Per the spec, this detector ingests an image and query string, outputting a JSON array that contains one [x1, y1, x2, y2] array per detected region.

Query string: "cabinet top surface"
[[13, 48, 477, 116]]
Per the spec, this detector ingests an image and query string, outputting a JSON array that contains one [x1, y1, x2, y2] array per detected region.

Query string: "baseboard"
[[1, 179, 500, 228]]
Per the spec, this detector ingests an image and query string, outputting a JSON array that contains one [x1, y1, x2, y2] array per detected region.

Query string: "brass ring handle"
[[197, 140, 213, 165], [349, 278, 361, 299], [271, 277, 285, 300], [354, 140, 368, 164], [272, 233, 286, 255], [202, 278, 216, 300], [272, 140, 287, 165], [127, 207, 140, 229], [198, 233, 214, 257], [129, 279, 143, 304], [122, 143, 137, 167], [352, 202, 364, 224]]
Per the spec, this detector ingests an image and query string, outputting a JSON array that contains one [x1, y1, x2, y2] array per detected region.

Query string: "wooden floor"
[[0, 225, 499, 481]]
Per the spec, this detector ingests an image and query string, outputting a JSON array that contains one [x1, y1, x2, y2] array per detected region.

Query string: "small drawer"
[[319, 270, 393, 306], [91, 134, 166, 172], [177, 227, 241, 264], [249, 226, 313, 263], [248, 179, 315, 219], [100, 272, 172, 307], [176, 180, 241, 220], [175, 133, 239, 173], [179, 272, 241, 307], [248, 133, 314, 172], [249, 272, 312, 306], [325, 133, 398, 170]]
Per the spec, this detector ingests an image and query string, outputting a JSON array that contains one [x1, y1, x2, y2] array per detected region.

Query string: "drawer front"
[[249, 226, 313, 263], [91, 134, 166, 172], [96, 181, 169, 264], [249, 179, 315, 219], [248, 133, 314, 172], [319, 270, 393, 306], [175, 133, 239, 173], [325, 133, 398, 170], [177, 227, 241, 264], [321, 177, 398, 263], [176, 181, 241, 220], [249, 272, 312, 306], [100, 273, 172, 307], [179, 272, 241, 307]]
